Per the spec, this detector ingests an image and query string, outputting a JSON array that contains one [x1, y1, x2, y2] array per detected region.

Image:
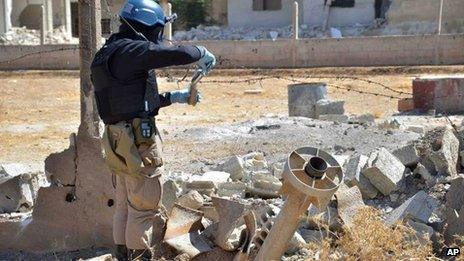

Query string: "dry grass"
[[306, 208, 435, 260]]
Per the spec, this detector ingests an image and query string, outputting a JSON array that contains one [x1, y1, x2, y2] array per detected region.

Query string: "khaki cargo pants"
[[102, 118, 166, 250]]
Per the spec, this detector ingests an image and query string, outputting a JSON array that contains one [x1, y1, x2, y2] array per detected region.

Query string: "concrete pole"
[[78, 0, 102, 137], [0, 0, 12, 34], [41, 5, 46, 45], [44, 0, 53, 33], [164, 3, 173, 42], [63, 0, 72, 38], [437, 0, 444, 35], [292, 1, 299, 40]]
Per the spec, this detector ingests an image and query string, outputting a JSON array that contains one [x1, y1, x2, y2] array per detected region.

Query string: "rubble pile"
[[0, 26, 78, 45], [173, 24, 372, 41]]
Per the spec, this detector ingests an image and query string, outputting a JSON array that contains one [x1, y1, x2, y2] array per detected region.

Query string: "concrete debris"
[[393, 143, 420, 167], [0, 26, 78, 45], [217, 182, 246, 198], [417, 128, 459, 177], [214, 155, 245, 181], [413, 163, 434, 184], [349, 114, 376, 125], [407, 220, 434, 244], [306, 205, 341, 231], [212, 197, 246, 251], [298, 229, 327, 244], [286, 232, 306, 255], [460, 150, 464, 168], [318, 114, 349, 123], [177, 190, 204, 210], [271, 162, 284, 180], [335, 185, 367, 228], [385, 191, 438, 226], [363, 148, 405, 196], [288, 83, 327, 118], [0, 164, 41, 213], [315, 99, 345, 119], [344, 155, 379, 199], [247, 173, 282, 198], [243, 152, 268, 171], [83, 254, 113, 261], [186, 171, 231, 195], [444, 175, 464, 242], [162, 180, 181, 214], [333, 155, 350, 169]]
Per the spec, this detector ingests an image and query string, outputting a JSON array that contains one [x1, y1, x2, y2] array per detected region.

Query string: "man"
[[90, 0, 216, 260]]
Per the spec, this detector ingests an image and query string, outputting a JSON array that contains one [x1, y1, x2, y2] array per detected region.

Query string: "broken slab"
[[344, 155, 378, 199], [335, 184, 367, 228], [217, 182, 246, 198], [214, 156, 245, 181], [385, 191, 438, 226], [444, 175, 464, 243], [407, 220, 434, 245], [212, 197, 246, 251], [243, 152, 268, 172], [247, 173, 282, 198], [417, 127, 459, 177], [177, 190, 204, 210], [162, 179, 180, 214], [393, 143, 420, 167], [363, 148, 405, 196], [315, 99, 345, 118], [0, 163, 41, 213]]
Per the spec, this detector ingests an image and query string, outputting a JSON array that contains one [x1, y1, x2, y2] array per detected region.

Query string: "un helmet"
[[120, 0, 166, 28]]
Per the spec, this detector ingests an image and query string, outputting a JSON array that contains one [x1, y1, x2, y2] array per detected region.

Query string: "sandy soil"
[[0, 66, 462, 166]]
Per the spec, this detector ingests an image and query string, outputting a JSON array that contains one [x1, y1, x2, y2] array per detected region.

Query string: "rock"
[[363, 148, 405, 196], [318, 114, 349, 123], [315, 99, 345, 118], [349, 114, 375, 125], [84, 254, 113, 261], [271, 162, 284, 179], [344, 155, 378, 199], [413, 163, 434, 185], [406, 125, 425, 134], [444, 175, 464, 242], [333, 155, 350, 169], [393, 144, 420, 167], [335, 184, 367, 228], [177, 190, 204, 210], [214, 156, 245, 181], [385, 191, 438, 226], [186, 171, 231, 196], [243, 152, 268, 171], [217, 182, 247, 198], [247, 173, 282, 198], [298, 228, 327, 244], [407, 220, 434, 244], [286, 231, 306, 254], [306, 205, 341, 231], [0, 164, 40, 213], [417, 128, 459, 177], [162, 180, 180, 214]]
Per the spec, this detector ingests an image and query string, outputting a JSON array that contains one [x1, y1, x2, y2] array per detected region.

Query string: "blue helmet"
[[120, 0, 166, 28]]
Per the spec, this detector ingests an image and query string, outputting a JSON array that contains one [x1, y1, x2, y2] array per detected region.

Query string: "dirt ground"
[[0, 66, 463, 166]]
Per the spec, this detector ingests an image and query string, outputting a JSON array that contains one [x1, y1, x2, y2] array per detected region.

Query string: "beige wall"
[[0, 34, 463, 70]]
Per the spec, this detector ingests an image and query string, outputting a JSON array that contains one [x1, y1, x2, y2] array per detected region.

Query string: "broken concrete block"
[[0, 164, 40, 213], [385, 191, 438, 226], [393, 144, 420, 167], [271, 162, 284, 180], [44, 136, 77, 186], [243, 152, 268, 172], [315, 99, 345, 118], [407, 220, 434, 244], [333, 155, 350, 169], [363, 148, 405, 196], [335, 184, 366, 228], [288, 83, 327, 118], [344, 155, 378, 199], [162, 180, 180, 214], [247, 173, 282, 198], [186, 171, 231, 196], [306, 205, 341, 231], [214, 156, 245, 181], [417, 128, 459, 177], [406, 125, 425, 134], [217, 182, 246, 198], [318, 114, 349, 123], [177, 190, 204, 210], [444, 175, 464, 243]]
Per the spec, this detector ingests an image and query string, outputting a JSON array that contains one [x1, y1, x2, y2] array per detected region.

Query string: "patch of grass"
[[305, 207, 435, 260]]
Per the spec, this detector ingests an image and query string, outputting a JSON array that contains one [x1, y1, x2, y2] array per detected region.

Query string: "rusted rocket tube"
[[255, 147, 343, 261]]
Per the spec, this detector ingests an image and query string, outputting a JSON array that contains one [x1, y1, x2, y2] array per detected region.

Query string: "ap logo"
[[445, 247, 461, 257]]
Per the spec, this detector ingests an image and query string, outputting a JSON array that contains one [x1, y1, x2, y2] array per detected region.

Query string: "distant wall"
[[304, 0, 376, 27], [386, 0, 464, 34], [0, 34, 462, 70], [228, 0, 304, 28]]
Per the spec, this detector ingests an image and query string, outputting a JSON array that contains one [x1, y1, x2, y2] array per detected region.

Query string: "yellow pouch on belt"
[[102, 119, 163, 178]]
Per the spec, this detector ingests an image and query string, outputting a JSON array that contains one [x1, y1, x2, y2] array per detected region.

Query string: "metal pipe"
[[292, 1, 299, 40], [41, 5, 46, 45], [165, 3, 173, 42]]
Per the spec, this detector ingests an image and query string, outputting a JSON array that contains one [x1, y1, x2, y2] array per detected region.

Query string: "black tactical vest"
[[91, 38, 161, 124]]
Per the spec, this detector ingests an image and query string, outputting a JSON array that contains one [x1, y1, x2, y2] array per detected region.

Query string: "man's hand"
[[170, 88, 202, 104], [195, 46, 216, 75]]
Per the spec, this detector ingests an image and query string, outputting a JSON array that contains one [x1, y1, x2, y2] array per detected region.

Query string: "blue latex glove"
[[170, 88, 203, 104], [196, 46, 216, 75]]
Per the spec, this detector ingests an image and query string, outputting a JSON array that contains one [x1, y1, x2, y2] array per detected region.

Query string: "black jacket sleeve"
[[115, 40, 202, 72], [159, 92, 172, 108]]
